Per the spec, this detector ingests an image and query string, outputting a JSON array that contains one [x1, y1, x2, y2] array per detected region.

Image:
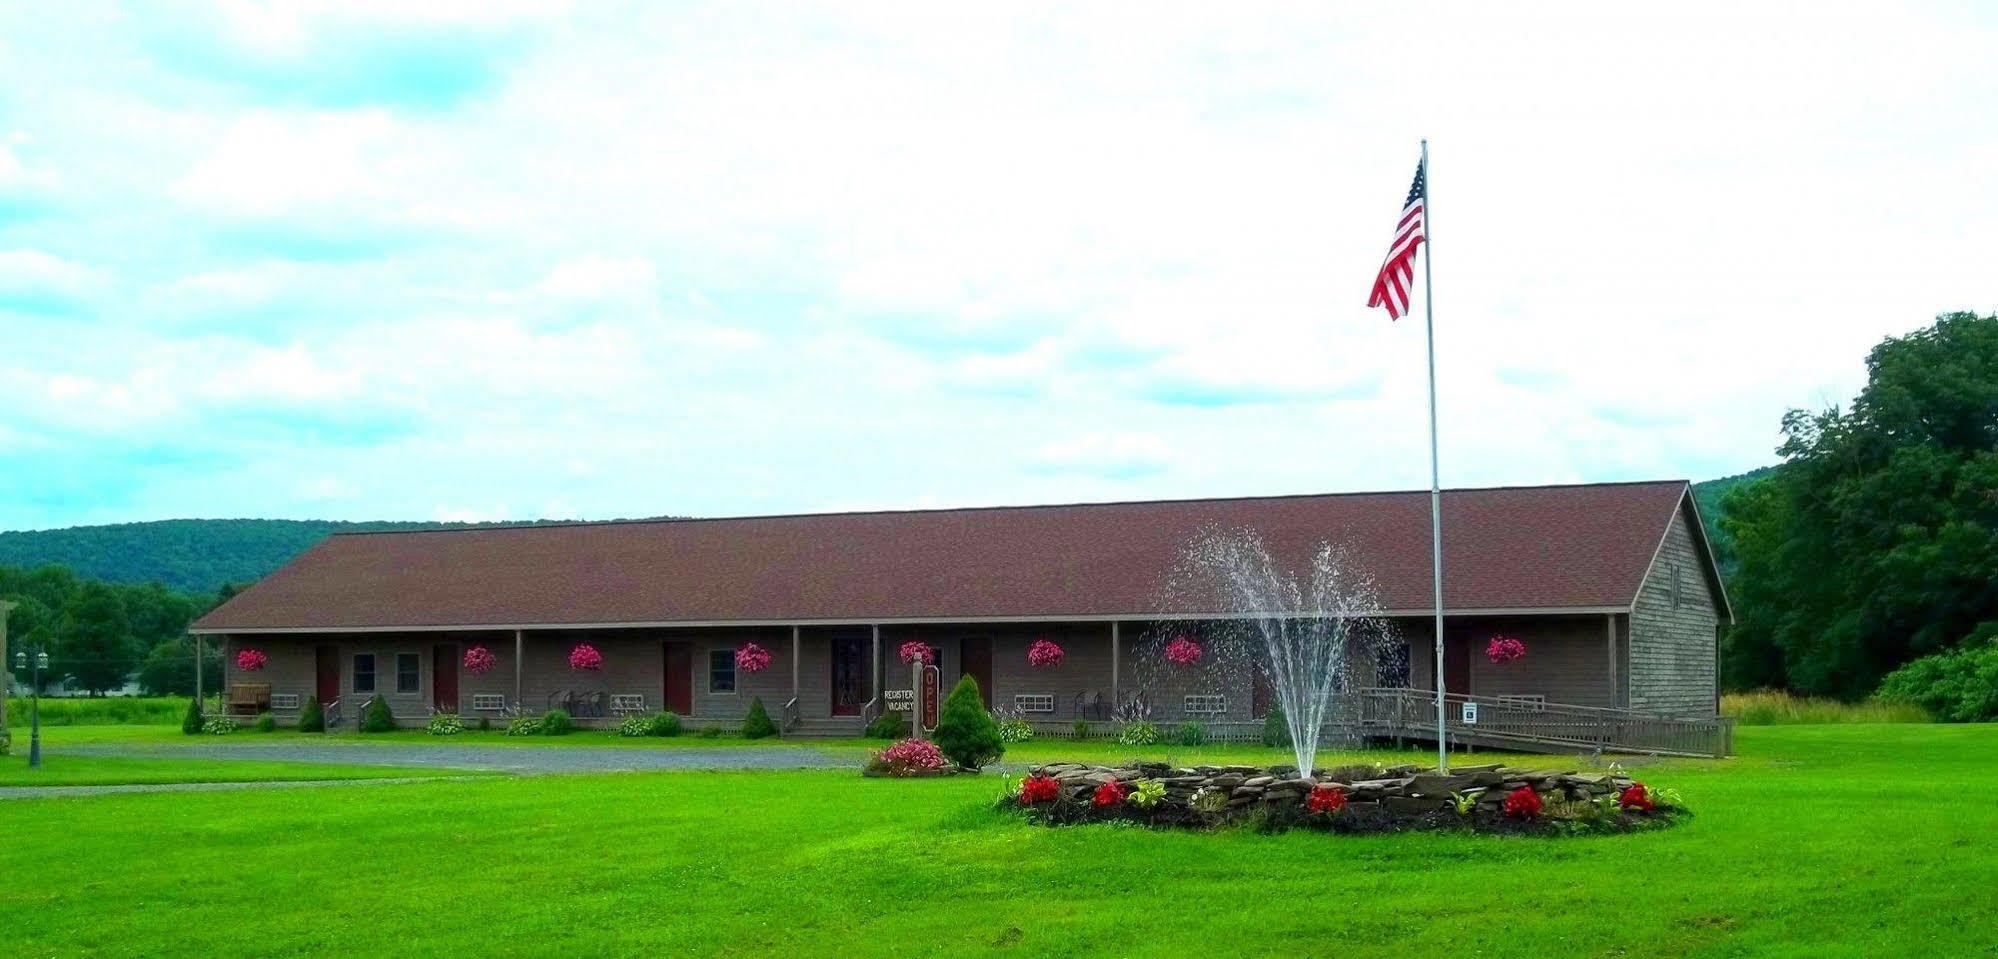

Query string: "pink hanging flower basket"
[[898, 641, 934, 665], [462, 645, 497, 675], [568, 643, 604, 671], [735, 642, 772, 673], [1027, 639, 1064, 668], [1486, 635, 1526, 665], [1163, 636, 1203, 666], [235, 648, 267, 672]]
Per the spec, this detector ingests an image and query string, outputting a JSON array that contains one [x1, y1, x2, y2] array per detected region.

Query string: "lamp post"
[[15, 645, 49, 769]]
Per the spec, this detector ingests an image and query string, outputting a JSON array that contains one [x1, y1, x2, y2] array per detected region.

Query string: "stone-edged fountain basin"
[[1002, 760, 1686, 835]]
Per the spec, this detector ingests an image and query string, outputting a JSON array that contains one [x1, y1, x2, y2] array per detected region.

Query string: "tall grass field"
[[1722, 689, 1930, 724], [0, 695, 188, 726]]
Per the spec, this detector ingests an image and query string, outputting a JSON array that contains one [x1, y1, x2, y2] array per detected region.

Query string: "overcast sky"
[[2, 2, 1992, 531]]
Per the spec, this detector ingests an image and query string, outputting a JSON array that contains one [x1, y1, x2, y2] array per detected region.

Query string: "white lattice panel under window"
[[1496, 695, 1547, 712], [270, 693, 300, 710], [471, 694, 507, 711], [1015, 694, 1055, 714], [610, 694, 646, 713], [1183, 695, 1227, 716]]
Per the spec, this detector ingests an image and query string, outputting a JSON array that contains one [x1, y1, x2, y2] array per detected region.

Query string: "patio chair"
[[1074, 690, 1109, 721]]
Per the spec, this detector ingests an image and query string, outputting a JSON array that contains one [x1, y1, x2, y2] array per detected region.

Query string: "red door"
[[432, 644, 459, 713], [316, 646, 340, 705], [830, 637, 869, 716], [959, 637, 992, 708], [662, 643, 693, 715]]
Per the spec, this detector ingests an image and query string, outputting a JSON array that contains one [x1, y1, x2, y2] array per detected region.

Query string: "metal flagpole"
[[1419, 138, 1447, 772]]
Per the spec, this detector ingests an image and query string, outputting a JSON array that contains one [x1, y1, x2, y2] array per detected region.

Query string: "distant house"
[[190, 480, 1729, 748]]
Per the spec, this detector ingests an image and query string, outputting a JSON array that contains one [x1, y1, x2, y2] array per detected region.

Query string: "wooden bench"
[[227, 683, 271, 718]]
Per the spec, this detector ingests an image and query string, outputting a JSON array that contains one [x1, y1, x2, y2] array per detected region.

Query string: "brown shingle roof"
[[191, 480, 1699, 632]]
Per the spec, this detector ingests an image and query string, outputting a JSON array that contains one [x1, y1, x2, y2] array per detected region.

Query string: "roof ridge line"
[[326, 479, 1693, 537]]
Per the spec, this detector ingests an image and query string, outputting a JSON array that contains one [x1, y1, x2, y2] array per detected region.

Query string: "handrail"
[[1356, 686, 1731, 758], [782, 697, 800, 731], [859, 696, 879, 726]]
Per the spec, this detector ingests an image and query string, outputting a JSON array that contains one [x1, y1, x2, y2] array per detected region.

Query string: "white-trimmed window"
[[1183, 694, 1227, 716], [611, 694, 646, 713], [471, 694, 507, 711], [1497, 694, 1547, 712], [353, 654, 376, 693], [1015, 694, 1055, 714], [396, 653, 421, 694], [708, 649, 737, 693], [270, 693, 300, 710]]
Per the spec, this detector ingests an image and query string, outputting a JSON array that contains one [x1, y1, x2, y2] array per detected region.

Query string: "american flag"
[[1367, 160, 1426, 320]]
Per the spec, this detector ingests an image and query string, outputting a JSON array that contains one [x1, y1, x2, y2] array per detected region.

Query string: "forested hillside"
[[0, 519, 575, 594]]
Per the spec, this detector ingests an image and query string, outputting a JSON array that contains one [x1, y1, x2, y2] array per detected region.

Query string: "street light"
[[14, 646, 48, 769]]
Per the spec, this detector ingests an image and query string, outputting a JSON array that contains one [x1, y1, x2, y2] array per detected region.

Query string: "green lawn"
[[0, 753, 488, 787], [2, 724, 1992, 957]]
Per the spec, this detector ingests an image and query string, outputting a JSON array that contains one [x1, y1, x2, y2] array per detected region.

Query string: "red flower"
[[898, 641, 935, 665], [568, 644, 603, 671], [234, 648, 267, 672], [1092, 780, 1128, 807], [1306, 785, 1348, 815], [1503, 786, 1543, 819], [1020, 774, 1061, 805], [1619, 782, 1655, 812], [1163, 636, 1203, 666], [1027, 639, 1065, 668]]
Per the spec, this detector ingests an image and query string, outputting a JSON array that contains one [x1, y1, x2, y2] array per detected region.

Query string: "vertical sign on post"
[[921, 664, 941, 731], [909, 656, 925, 741]]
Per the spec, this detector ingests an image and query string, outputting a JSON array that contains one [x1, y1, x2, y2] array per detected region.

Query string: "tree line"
[[1721, 311, 1998, 714], [1, 564, 228, 696]]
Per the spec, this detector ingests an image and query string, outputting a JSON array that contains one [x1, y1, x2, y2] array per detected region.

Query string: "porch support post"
[[870, 625, 881, 705], [513, 629, 524, 710], [194, 634, 205, 712], [1109, 621, 1121, 709], [1605, 614, 1618, 708], [790, 626, 801, 703]]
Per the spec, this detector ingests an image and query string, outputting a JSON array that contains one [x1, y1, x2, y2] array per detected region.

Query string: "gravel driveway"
[[54, 741, 857, 774]]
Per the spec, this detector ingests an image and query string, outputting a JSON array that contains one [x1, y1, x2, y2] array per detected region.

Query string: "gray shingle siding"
[[1627, 503, 1721, 718]]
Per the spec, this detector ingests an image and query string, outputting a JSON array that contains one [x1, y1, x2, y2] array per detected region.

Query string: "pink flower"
[[462, 646, 497, 675], [899, 641, 935, 665], [735, 643, 772, 673], [1486, 635, 1527, 664], [568, 643, 603, 671], [1027, 639, 1064, 668], [1164, 636, 1203, 666], [235, 648, 267, 672], [878, 738, 948, 775]]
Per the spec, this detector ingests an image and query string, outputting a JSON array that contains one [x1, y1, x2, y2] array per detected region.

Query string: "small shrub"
[[616, 714, 653, 737], [866, 708, 909, 739], [298, 696, 325, 733], [996, 717, 1034, 743], [359, 697, 395, 734], [477, 716, 492, 731], [0, 728, 10, 756], [1170, 721, 1207, 746], [202, 716, 238, 735], [932, 676, 1003, 770], [253, 713, 277, 733], [742, 698, 778, 739], [1261, 705, 1291, 747], [181, 698, 205, 736], [1073, 719, 1091, 740], [1129, 778, 1165, 808], [427, 713, 466, 736], [697, 725, 724, 739], [650, 712, 683, 737], [540, 709, 574, 736], [1116, 719, 1160, 747], [504, 715, 544, 736]]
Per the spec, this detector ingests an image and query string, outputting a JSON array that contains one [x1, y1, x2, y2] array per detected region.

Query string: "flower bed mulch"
[[998, 760, 1686, 835]]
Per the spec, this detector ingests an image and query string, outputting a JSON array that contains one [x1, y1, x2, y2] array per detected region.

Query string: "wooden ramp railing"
[[1357, 687, 1732, 758]]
